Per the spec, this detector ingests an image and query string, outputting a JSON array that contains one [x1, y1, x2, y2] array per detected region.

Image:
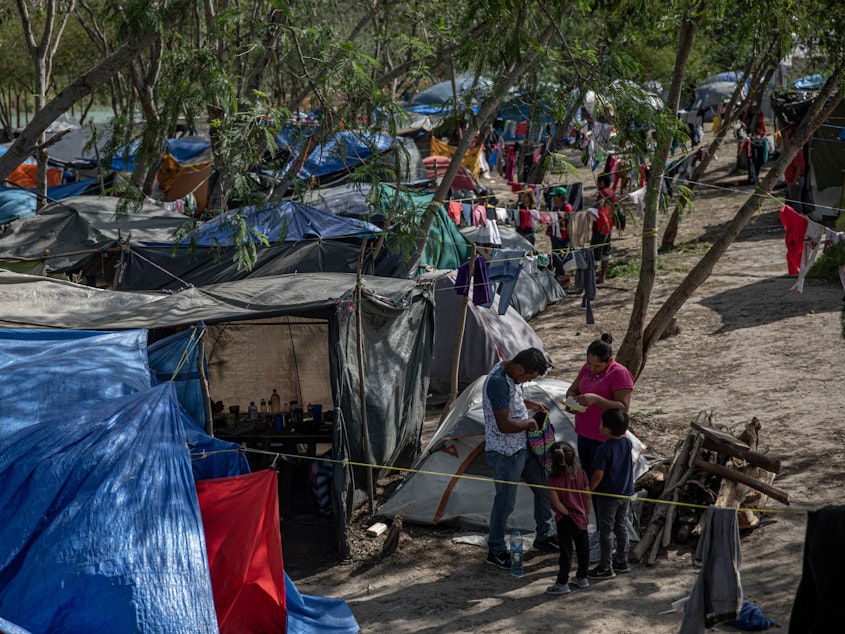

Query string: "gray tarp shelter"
[[424, 271, 548, 394], [0, 270, 434, 557]]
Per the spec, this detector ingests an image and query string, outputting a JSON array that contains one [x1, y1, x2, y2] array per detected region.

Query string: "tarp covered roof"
[[0, 269, 426, 330], [0, 196, 187, 271], [186, 200, 381, 246], [284, 131, 393, 179], [0, 179, 95, 225]]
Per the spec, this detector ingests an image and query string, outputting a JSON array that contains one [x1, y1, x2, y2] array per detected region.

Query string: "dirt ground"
[[288, 131, 845, 633]]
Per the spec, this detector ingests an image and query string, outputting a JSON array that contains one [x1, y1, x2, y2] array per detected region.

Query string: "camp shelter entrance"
[[205, 316, 333, 416], [0, 270, 435, 558]]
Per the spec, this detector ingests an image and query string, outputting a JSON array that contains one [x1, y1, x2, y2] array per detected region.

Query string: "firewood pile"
[[631, 411, 785, 565]]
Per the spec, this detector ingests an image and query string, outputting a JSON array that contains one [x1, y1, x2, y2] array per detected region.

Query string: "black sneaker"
[[534, 535, 560, 552], [486, 551, 511, 570], [612, 561, 631, 573], [587, 566, 616, 580]]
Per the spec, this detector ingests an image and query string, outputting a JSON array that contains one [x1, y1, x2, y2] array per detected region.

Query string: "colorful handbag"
[[527, 411, 555, 473]]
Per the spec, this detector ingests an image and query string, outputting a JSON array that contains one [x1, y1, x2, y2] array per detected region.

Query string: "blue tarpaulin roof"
[[0, 329, 152, 441], [0, 179, 96, 225], [187, 200, 381, 246], [0, 383, 219, 633], [285, 131, 393, 179]]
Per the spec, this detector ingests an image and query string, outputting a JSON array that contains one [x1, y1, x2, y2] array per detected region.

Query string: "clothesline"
[[190, 445, 815, 515]]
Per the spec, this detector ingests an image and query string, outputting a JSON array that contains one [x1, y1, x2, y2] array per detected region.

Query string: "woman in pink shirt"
[[565, 333, 634, 475]]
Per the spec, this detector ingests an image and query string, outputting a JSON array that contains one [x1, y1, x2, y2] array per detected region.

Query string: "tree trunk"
[[0, 28, 167, 182], [621, 75, 843, 379], [616, 4, 705, 373]]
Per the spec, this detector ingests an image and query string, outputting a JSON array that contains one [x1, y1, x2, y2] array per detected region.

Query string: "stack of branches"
[[631, 411, 785, 566]]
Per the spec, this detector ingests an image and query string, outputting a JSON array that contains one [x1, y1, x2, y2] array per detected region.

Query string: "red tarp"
[[196, 470, 287, 634]]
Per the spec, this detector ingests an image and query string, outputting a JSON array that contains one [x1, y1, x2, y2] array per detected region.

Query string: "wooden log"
[[701, 437, 781, 474], [693, 458, 789, 505], [647, 524, 664, 565], [691, 421, 750, 451], [633, 516, 664, 563], [631, 433, 696, 562], [661, 488, 681, 548]]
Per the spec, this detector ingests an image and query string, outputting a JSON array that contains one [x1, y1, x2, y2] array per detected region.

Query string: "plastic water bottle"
[[510, 526, 524, 577]]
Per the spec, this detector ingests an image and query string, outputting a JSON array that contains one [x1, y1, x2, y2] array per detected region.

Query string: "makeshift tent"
[[304, 183, 473, 275], [0, 383, 220, 633], [423, 154, 480, 192], [410, 75, 493, 107], [378, 376, 650, 529], [772, 95, 845, 221], [0, 179, 97, 225], [0, 144, 65, 188], [0, 270, 434, 556], [459, 225, 565, 320], [0, 195, 187, 278], [114, 200, 384, 290], [425, 270, 548, 394], [0, 325, 345, 632], [153, 137, 213, 212], [805, 99, 845, 220], [687, 80, 744, 123]]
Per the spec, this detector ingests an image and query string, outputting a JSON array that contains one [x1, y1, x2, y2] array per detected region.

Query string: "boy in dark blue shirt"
[[587, 408, 634, 579]]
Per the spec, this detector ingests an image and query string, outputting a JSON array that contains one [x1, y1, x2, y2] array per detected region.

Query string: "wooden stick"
[[647, 524, 664, 565], [693, 458, 789, 505], [701, 437, 781, 474], [661, 488, 681, 548]]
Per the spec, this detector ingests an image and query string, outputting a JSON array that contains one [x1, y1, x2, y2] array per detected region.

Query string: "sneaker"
[[612, 561, 631, 573], [485, 551, 511, 570], [534, 535, 560, 552], [545, 583, 571, 595], [571, 576, 590, 589], [587, 566, 616, 580]]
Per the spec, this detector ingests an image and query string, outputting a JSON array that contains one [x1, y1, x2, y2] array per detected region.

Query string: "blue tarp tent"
[[285, 131, 393, 179], [0, 179, 96, 225], [0, 329, 151, 441], [185, 200, 381, 246], [0, 383, 220, 633]]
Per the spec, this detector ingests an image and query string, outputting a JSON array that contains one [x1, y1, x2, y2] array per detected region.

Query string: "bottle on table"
[[260, 398, 269, 418], [248, 401, 258, 423], [510, 526, 523, 577], [270, 389, 282, 415]]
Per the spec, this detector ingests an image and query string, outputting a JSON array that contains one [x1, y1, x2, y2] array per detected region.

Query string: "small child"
[[545, 443, 592, 596], [587, 409, 634, 580]]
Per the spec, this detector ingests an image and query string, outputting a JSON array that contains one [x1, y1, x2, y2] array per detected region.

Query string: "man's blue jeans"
[[487, 448, 556, 554]]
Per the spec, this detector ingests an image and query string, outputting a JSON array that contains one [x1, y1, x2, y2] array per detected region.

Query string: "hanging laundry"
[[628, 186, 647, 218], [476, 218, 502, 248], [779, 205, 808, 276], [522, 254, 539, 275], [680, 506, 743, 634], [488, 250, 524, 315], [567, 210, 593, 248], [538, 211, 553, 225], [447, 201, 462, 225], [454, 255, 492, 306], [472, 204, 488, 227], [495, 207, 507, 222], [788, 220, 824, 294], [573, 249, 597, 325]]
